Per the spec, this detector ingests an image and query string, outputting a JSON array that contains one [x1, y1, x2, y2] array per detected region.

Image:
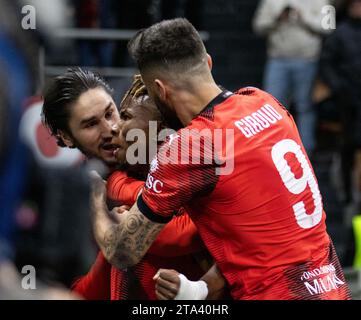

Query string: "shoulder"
[[234, 86, 282, 107], [235, 86, 267, 97]]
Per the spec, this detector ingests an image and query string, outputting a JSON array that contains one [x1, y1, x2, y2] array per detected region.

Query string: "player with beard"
[[42, 68, 122, 168], [89, 19, 351, 300], [42, 69, 214, 300]]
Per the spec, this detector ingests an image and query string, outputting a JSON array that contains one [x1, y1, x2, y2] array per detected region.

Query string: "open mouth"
[[100, 143, 121, 156]]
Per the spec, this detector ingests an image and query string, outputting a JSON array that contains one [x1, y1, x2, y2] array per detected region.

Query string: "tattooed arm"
[[90, 172, 165, 270]]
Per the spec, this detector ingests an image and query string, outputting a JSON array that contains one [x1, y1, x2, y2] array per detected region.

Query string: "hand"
[[154, 269, 209, 300], [113, 205, 130, 214], [110, 205, 130, 223], [153, 269, 180, 300]]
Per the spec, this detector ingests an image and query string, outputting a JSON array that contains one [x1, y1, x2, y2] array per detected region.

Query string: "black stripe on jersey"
[[137, 194, 173, 224], [198, 88, 234, 117]]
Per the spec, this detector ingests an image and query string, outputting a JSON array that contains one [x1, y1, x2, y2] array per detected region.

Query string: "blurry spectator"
[[75, 0, 117, 67], [319, 0, 361, 205], [15, 156, 95, 287], [253, 0, 331, 154], [0, 76, 8, 168], [16, 98, 95, 286], [112, 0, 204, 67], [0, 0, 34, 257], [0, 0, 88, 299], [112, 0, 154, 67]]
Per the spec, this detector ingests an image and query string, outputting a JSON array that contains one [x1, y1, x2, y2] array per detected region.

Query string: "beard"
[[153, 94, 184, 131], [71, 137, 118, 168]]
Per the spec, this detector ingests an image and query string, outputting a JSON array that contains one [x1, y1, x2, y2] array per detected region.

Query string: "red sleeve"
[[71, 251, 111, 300], [107, 171, 143, 206], [147, 211, 206, 257], [107, 171, 205, 257], [139, 130, 218, 222]]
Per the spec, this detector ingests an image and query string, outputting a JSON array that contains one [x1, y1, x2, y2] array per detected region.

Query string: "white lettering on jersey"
[[235, 104, 283, 138], [145, 174, 164, 194], [271, 139, 323, 229]]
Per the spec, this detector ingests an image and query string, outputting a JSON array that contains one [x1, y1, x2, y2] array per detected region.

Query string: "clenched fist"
[[153, 269, 180, 300]]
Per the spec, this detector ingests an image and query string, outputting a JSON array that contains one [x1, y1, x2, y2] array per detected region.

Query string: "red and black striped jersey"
[[139, 87, 352, 300]]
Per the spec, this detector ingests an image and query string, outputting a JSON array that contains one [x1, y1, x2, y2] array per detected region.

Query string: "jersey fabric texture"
[[139, 87, 352, 300], [72, 171, 206, 299]]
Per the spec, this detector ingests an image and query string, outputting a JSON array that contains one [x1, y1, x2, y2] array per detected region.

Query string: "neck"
[[172, 82, 223, 126]]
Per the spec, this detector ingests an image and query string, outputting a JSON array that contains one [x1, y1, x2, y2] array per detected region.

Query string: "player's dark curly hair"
[[42, 67, 113, 147], [120, 74, 148, 107], [120, 74, 164, 124], [127, 18, 207, 74]]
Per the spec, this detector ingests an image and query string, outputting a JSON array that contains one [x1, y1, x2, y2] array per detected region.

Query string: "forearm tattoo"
[[102, 211, 164, 270]]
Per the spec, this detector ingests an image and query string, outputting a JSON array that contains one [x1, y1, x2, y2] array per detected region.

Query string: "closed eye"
[[120, 111, 132, 121]]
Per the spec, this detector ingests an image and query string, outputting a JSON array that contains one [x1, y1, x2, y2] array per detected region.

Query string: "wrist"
[[175, 274, 208, 300]]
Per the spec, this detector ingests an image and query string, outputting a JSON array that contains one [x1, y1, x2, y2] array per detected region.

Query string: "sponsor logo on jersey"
[[145, 174, 164, 193], [300, 264, 346, 296]]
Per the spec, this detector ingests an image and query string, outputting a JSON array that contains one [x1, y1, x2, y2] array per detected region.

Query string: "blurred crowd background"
[[1, 0, 361, 298]]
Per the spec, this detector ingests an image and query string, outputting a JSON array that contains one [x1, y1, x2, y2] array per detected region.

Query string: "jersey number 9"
[[271, 139, 322, 229]]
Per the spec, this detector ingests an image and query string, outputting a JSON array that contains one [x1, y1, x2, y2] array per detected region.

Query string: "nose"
[[118, 118, 128, 137], [111, 123, 120, 136], [101, 120, 120, 138]]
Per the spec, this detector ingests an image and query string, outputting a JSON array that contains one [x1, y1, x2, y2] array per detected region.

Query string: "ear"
[[58, 130, 75, 148], [154, 79, 167, 101], [207, 54, 213, 71]]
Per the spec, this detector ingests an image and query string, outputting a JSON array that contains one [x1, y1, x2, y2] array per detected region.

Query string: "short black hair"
[[128, 18, 207, 74], [42, 67, 113, 147]]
